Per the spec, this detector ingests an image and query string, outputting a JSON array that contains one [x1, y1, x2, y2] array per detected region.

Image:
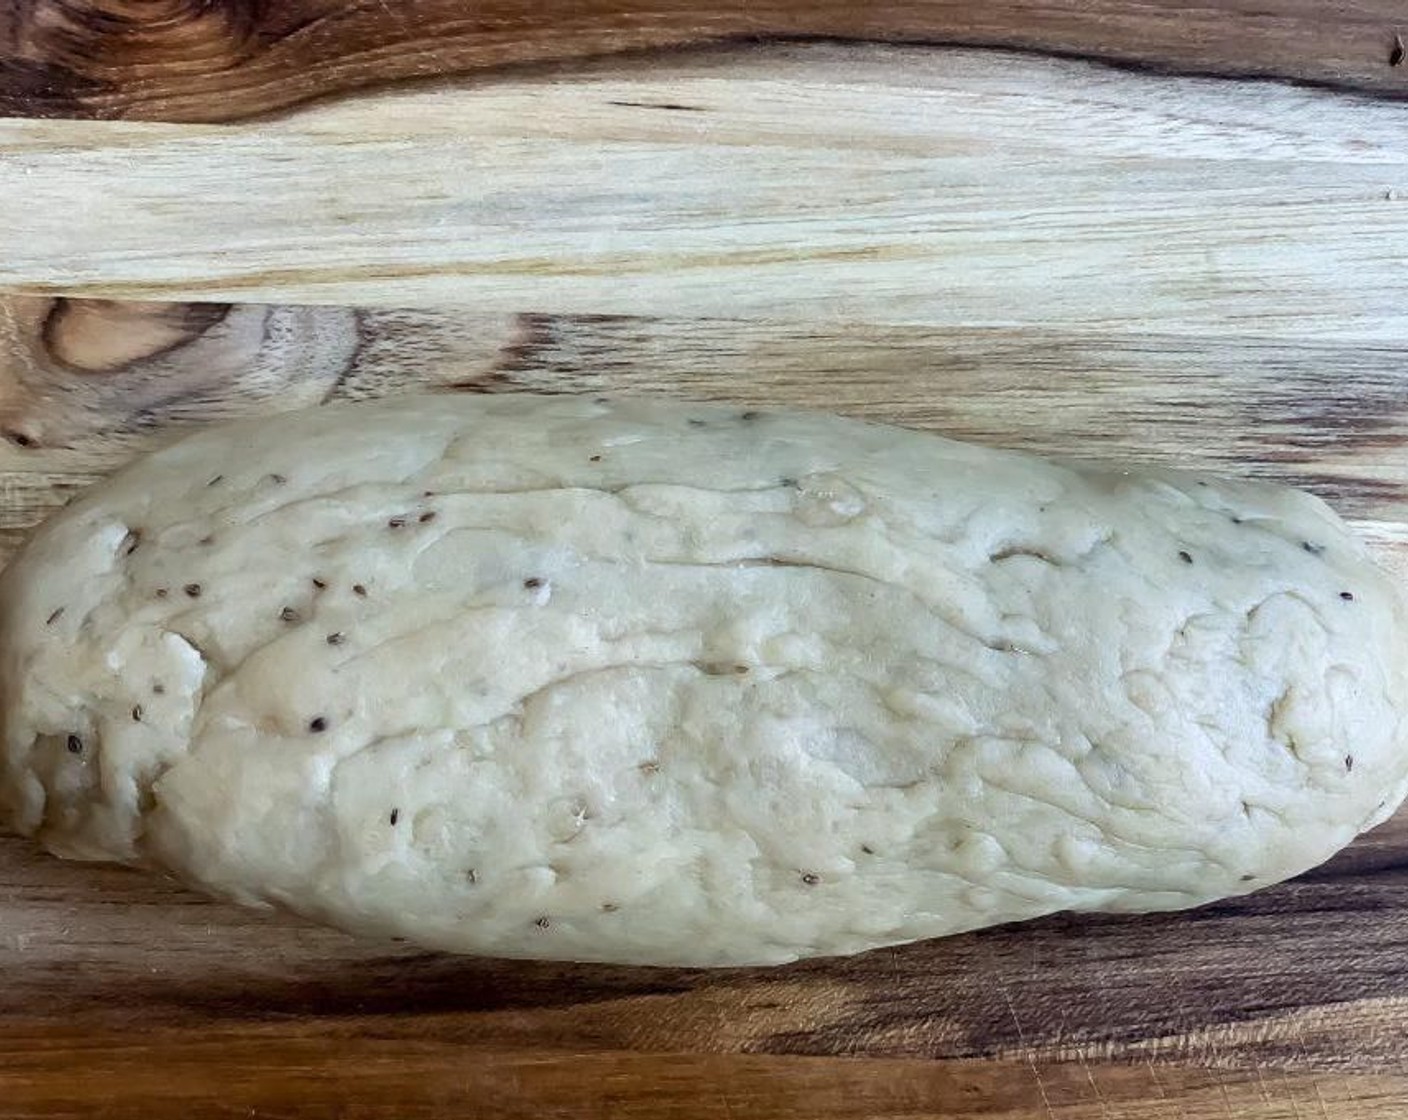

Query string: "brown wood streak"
[[3, 818, 1408, 1074], [1, 0, 1406, 122], [4, 1042, 1406, 1120]]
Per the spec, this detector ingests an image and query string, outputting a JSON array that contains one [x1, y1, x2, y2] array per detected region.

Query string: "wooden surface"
[[6, 3, 1408, 1117], [2, 46, 1407, 329], [1, 0, 1407, 123]]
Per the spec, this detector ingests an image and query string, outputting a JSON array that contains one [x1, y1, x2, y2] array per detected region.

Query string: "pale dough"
[[1, 394, 1405, 966]]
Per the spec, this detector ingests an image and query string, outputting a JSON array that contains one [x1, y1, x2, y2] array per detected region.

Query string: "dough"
[[1, 395, 1405, 967]]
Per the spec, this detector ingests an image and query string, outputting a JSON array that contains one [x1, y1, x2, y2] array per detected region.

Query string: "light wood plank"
[[2, 47, 1406, 333]]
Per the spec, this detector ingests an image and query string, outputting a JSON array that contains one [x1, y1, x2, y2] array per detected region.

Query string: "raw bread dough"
[[1, 395, 1405, 967]]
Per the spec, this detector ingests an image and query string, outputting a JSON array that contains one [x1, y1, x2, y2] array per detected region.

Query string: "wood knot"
[[25, 0, 261, 79], [43, 299, 231, 374]]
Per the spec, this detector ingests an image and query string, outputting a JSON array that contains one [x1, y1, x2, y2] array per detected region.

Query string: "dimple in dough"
[[1, 395, 1405, 967]]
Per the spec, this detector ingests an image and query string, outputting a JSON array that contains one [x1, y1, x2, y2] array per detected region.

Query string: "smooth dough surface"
[[2, 395, 1406, 967]]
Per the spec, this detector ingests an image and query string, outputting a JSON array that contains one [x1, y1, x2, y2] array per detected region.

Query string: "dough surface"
[[2, 395, 1405, 966]]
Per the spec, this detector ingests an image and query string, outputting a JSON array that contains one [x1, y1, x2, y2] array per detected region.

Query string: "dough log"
[[1, 395, 1405, 966]]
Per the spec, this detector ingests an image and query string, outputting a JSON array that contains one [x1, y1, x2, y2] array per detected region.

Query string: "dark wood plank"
[[4, 815, 1407, 1072], [6, 1044, 1406, 1120], [2, 0, 1406, 122]]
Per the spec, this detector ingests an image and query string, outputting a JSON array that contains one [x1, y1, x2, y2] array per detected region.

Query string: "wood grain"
[[3, 47, 1406, 331], [8, 1044, 1408, 1120], [5, 299, 1407, 532], [2, 0, 1407, 123]]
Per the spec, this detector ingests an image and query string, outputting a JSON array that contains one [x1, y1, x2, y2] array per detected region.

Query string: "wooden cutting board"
[[4, 3, 1408, 1118]]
